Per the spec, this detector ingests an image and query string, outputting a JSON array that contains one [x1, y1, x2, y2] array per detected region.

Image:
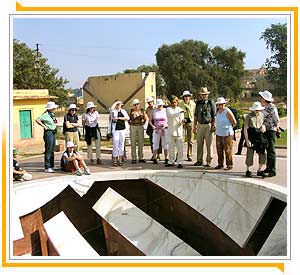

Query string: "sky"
[[13, 16, 287, 89]]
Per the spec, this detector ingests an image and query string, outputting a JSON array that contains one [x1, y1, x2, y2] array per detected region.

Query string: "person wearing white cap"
[[193, 87, 217, 167], [129, 99, 148, 163], [35, 101, 59, 173], [111, 100, 130, 166], [13, 148, 33, 181], [148, 98, 169, 164], [179, 90, 196, 161], [215, 97, 237, 170], [63, 103, 80, 146], [244, 102, 268, 178], [61, 141, 90, 176], [82, 101, 102, 165], [259, 90, 280, 177]]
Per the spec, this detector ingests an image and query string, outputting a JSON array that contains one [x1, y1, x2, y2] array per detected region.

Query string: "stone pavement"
[[16, 128, 288, 187]]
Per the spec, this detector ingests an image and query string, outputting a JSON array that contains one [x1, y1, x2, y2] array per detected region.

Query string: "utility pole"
[[34, 43, 40, 89]]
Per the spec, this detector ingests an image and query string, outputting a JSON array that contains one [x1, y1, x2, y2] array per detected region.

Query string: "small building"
[[13, 89, 58, 147], [83, 72, 156, 112]]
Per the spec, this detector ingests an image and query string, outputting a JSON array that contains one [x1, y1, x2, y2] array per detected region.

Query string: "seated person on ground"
[[13, 148, 32, 181], [61, 141, 91, 176]]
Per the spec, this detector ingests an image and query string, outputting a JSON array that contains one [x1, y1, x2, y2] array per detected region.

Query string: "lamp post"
[[34, 43, 40, 89]]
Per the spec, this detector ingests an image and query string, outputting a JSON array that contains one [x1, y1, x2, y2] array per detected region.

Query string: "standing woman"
[[82, 101, 102, 164], [111, 101, 130, 166], [215, 97, 237, 170], [63, 103, 80, 146], [129, 99, 148, 163], [35, 101, 59, 173], [148, 99, 168, 164], [259, 90, 280, 177]]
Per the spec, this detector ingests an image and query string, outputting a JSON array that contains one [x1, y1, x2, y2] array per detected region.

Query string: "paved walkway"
[[17, 126, 288, 188]]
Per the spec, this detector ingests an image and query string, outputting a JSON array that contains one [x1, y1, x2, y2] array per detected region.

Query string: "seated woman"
[[13, 148, 32, 181], [61, 141, 91, 176]]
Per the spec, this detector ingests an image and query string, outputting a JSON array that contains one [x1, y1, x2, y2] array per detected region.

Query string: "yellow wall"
[[84, 72, 156, 112]]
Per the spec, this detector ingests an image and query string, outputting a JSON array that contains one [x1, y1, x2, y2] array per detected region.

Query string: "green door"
[[19, 110, 32, 139]]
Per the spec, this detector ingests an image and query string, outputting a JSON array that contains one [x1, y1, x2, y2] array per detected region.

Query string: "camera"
[[276, 127, 285, 138]]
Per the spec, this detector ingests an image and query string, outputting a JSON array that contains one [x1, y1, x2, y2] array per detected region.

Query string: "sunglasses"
[[134, 103, 140, 106]]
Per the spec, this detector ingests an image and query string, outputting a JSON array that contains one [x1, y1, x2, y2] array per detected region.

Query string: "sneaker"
[[268, 172, 276, 177], [118, 160, 123, 166], [165, 163, 175, 167], [139, 159, 146, 163], [246, 170, 252, 177], [45, 168, 54, 173], [203, 163, 211, 168], [97, 158, 103, 165], [187, 157, 192, 162], [131, 160, 137, 164], [257, 170, 266, 178], [224, 166, 233, 171], [164, 159, 169, 165], [84, 168, 91, 175], [153, 158, 158, 164], [194, 161, 203, 166], [178, 164, 183, 168], [75, 169, 83, 176], [214, 165, 224, 169]]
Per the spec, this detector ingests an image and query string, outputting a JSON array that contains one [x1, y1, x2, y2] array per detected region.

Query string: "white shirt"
[[166, 106, 184, 137], [82, 111, 99, 127]]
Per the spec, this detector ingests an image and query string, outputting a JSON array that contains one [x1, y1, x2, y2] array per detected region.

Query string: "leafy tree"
[[156, 39, 245, 100], [260, 23, 287, 96], [13, 39, 69, 104]]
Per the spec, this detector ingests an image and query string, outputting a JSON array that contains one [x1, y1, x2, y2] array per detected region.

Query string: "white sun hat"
[[86, 101, 97, 109], [111, 100, 123, 110], [66, 141, 76, 148], [249, 101, 265, 111], [199, 87, 210, 94], [68, 103, 79, 110], [45, 101, 59, 110], [156, 98, 164, 106], [215, 97, 228, 105], [132, 99, 140, 105], [259, 90, 274, 102], [146, 96, 155, 103], [23, 173, 32, 181], [181, 90, 193, 97]]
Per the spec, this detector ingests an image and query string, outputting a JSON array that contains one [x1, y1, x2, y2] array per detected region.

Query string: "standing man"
[[193, 87, 217, 167], [63, 103, 80, 146], [179, 90, 196, 161]]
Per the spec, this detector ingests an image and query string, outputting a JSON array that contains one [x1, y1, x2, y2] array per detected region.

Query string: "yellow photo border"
[[3, 3, 297, 272]]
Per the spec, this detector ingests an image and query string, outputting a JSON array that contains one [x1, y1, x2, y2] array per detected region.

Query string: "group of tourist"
[[14, 87, 280, 180]]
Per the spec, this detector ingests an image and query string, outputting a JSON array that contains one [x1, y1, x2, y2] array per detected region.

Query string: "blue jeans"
[[43, 130, 56, 169]]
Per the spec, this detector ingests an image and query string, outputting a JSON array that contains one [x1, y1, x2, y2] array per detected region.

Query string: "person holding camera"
[[259, 91, 280, 177], [179, 90, 196, 162]]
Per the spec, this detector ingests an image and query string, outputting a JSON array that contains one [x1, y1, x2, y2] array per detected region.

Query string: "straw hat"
[[249, 101, 265, 111], [199, 87, 210, 94], [68, 103, 79, 110], [45, 101, 59, 110], [181, 90, 193, 97], [259, 90, 274, 102], [86, 101, 97, 109], [66, 141, 76, 148], [215, 97, 228, 105]]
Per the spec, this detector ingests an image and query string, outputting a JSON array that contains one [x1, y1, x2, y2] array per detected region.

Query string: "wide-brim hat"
[[132, 98, 140, 106], [216, 97, 228, 105], [259, 90, 274, 102], [146, 96, 155, 103], [199, 87, 210, 94], [45, 101, 59, 110], [86, 101, 97, 109], [111, 100, 123, 110], [68, 103, 79, 110], [181, 90, 193, 97], [249, 101, 265, 111], [66, 141, 76, 148], [155, 99, 164, 106]]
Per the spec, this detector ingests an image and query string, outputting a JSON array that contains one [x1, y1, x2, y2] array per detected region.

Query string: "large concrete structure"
[[83, 72, 156, 112], [13, 89, 58, 147]]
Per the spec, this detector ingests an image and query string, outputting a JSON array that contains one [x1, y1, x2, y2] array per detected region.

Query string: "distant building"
[[13, 89, 58, 147], [241, 68, 267, 97], [83, 72, 156, 112]]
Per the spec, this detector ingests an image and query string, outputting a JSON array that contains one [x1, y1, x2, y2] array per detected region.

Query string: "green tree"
[[13, 39, 69, 104], [155, 39, 245, 99], [260, 23, 287, 96]]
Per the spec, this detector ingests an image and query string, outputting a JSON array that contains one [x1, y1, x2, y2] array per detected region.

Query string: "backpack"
[[228, 107, 240, 130]]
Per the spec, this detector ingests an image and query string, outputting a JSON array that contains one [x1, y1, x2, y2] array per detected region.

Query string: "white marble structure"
[[12, 170, 287, 257]]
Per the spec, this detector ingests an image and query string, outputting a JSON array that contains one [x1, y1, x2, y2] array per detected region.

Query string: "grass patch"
[[275, 129, 287, 147]]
